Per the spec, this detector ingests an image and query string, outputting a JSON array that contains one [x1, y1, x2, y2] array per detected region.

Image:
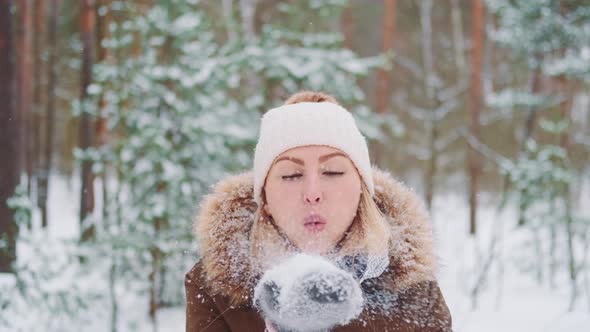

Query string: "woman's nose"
[[304, 192, 322, 204], [303, 176, 323, 204]]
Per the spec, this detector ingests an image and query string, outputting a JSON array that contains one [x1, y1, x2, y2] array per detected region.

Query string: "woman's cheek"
[[281, 184, 302, 206]]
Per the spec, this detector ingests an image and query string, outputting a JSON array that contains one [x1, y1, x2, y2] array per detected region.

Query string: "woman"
[[185, 91, 452, 331]]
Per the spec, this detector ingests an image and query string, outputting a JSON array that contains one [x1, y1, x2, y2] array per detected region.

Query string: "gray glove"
[[254, 254, 364, 332]]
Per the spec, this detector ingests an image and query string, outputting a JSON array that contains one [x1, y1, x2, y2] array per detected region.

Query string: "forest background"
[[1, 0, 589, 331]]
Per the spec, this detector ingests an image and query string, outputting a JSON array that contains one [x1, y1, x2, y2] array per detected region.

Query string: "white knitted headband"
[[253, 102, 374, 205]]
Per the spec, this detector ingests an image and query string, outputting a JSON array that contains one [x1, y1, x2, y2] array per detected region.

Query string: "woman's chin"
[[297, 239, 333, 256]]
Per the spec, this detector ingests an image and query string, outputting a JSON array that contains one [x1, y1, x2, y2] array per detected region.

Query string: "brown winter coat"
[[185, 167, 452, 331]]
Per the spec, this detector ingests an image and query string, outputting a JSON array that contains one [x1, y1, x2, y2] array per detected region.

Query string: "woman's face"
[[263, 145, 362, 254]]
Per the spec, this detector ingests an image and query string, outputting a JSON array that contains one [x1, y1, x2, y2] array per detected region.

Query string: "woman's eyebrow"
[[318, 152, 347, 163], [274, 156, 304, 165], [274, 152, 346, 166]]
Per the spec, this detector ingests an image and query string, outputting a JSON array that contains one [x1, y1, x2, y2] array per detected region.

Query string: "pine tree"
[[487, 0, 590, 310]]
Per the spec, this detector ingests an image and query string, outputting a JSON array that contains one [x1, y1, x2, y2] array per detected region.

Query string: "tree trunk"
[[524, 62, 542, 144], [109, 259, 118, 332], [420, 0, 436, 212], [239, 0, 257, 39], [451, 0, 466, 75], [558, 0, 576, 307], [222, 0, 237, 42], [558, 77, 572, 150], [340, 2, 353, 50], [149, 218, 162, 330], [426, 122, 438, 212], [468, 0, 485, 235], [515, 60, 542, 227], [0, 0, 19, 273], [565, 183, 576, 310], [33, 0, 46, 215], [372, 0, 396, 166], [18, 0, 34, 196], [96, 0, 110, 221], [375, 0, 395, 115], [39, 0, 60, 229], [80, 0, 96, 241]]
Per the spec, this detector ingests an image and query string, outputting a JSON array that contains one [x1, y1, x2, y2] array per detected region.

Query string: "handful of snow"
[[253, 254, 364, 332]]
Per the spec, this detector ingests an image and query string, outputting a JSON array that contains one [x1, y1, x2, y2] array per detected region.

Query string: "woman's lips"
[[304, 214, 326, 233]]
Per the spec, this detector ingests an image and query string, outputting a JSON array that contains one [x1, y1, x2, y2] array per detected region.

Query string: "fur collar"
[[193, 167, 437, 306]]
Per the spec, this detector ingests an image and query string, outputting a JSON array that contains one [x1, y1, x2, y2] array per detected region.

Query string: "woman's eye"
[[281, 171, 343, 180], [282, 173, 302, 180]]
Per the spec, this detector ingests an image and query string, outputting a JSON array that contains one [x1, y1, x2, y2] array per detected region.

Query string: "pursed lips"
[[303, 213, 327, 233]]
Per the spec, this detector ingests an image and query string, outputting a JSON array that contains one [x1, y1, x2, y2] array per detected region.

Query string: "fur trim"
[[193, 167, 436, 306]]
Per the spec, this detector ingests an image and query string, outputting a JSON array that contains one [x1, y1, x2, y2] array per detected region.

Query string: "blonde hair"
[[284, 90, 340, 105], [337, 181, 391, 257]]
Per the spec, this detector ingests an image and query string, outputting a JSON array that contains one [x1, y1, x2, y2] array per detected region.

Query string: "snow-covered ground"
[[5, 175, 589, 331], [434, 192, 590, 332]]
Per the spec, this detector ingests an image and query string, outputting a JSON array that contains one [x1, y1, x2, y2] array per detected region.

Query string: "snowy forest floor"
[[12, 175, 590, 331], [434, 192, 590, 331]]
